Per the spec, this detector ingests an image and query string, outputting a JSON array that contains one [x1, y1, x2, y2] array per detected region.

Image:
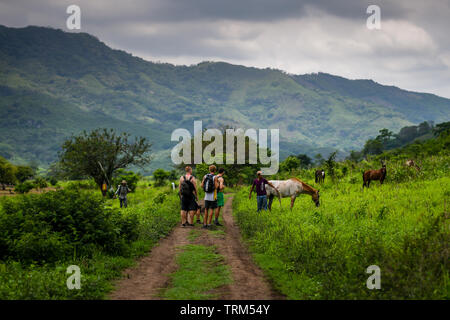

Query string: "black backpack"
[[180, 175, 194, 197], [203, 174, 215, 193]]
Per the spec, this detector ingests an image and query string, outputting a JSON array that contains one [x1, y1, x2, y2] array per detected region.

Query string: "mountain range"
[[0, 25, 449, 171]]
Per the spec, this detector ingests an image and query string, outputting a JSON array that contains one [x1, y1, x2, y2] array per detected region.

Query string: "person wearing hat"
[[115, 180, 131, 208], [249, 171, 279, 212]]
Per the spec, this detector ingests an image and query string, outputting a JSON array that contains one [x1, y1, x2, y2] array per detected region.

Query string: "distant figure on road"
[[115, 180, 131, 208]]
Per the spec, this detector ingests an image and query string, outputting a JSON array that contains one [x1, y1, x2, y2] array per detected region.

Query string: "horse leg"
[[290, 196, 296, 210]]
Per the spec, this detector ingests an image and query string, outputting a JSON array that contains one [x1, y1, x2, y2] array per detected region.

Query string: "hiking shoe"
[[202, 225, 208, 229], [187, 223, 195, 227], [214, 221, 223, 226], [181, 223, 187, 227]]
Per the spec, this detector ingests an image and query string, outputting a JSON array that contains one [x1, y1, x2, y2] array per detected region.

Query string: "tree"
[[280, 156, 301, 172], [16, 165, 35, 183], [363, 139, 383, 156], [296, 154, 312, 168], [59, 128, 151, 191], [324, 151, 338, 180], [433, 121, 450, 137], [153, 168, 170, 186], [347, 150, 363, 162], [417, 121, 432, 136], [0, 156, 16, 190], [376, 128, 394, 146]]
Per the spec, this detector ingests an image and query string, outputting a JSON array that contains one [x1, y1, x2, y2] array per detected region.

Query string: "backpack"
[[180, 175, 194, 197], [203, 174, 215, 193]]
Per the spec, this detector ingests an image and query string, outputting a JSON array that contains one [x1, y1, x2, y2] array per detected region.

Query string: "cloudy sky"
[[1, 0, 449, 98]]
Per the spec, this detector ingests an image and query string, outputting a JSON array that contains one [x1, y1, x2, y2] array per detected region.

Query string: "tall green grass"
[[234, 157, 449, 299]]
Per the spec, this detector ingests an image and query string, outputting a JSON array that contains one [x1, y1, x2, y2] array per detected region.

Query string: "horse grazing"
[[363, 162, 387, 188], [266, 178, 320, 210], [405, 159, 421, 171], [315, 169, 325, 183]]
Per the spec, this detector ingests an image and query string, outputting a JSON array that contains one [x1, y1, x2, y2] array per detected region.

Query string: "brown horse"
[[315, 169, 325, 183], [363, 162, 387, 188]]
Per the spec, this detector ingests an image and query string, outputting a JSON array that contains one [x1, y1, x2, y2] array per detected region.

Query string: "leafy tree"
[[15, 165, 35, 183], [324, 151, 338, 180], [417, 121, 432, 136], [33, 177, 48, 191], [280, 156, 301, 172], [433, 121, 450, 137], [296, 154, 312, 168], [363, 139, 383, 156], [376, 128, 394, 146], [59, 128, 151, 191], [348, 150, 363, 162], [0, 156, 16, 190], [14, 181, 35, 194], [153, 168, 170, 186]]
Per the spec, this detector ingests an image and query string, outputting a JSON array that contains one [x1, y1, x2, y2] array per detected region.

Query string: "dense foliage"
[[0, 186, 180, 299]]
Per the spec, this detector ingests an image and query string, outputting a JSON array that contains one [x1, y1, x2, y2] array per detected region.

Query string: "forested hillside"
[[1, 25, 449, 171]]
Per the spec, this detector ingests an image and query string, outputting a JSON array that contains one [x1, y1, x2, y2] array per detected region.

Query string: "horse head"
[[312, 190, 320, 207]]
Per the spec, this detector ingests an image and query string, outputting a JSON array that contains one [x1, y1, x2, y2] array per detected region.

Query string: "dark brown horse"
[[363, 162, 386, 188], [315, 169, 325, 183]]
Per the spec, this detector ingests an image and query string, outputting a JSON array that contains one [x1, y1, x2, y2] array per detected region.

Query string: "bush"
[[0, 189, 139, 263], [33, 177, 48, 190], [14, 181, 35, 194]]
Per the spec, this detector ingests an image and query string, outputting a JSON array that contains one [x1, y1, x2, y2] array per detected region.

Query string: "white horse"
[[266, 178, 320, 210]]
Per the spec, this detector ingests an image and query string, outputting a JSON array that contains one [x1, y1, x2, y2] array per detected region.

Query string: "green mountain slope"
[[0, 25, 449, 171]]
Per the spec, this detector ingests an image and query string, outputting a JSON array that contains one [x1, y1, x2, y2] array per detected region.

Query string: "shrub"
[[14, 181, 35, 194], [0, 189, 139, 263]]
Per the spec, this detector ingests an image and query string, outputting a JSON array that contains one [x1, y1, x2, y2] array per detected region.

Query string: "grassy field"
[[233, 156, 450, 299], [0, 185, 180, 299]]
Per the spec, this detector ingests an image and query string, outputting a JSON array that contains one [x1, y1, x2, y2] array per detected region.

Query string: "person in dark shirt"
[[249, 171, 279, 212]]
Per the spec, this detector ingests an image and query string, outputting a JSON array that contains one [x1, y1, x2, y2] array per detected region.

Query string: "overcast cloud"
[[1, 0, 449, 98]]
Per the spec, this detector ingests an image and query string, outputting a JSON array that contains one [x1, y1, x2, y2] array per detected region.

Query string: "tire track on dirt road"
[[109, 196, 283, 300]]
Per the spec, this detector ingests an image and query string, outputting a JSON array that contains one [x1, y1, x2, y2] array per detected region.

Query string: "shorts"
[[217, 192, 224, 207], [181, 195, 197, 211], [205, 200, 218, 209]]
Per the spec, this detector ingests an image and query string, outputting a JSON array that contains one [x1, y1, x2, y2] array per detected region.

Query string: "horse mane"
[[290, 177, 318, 194]]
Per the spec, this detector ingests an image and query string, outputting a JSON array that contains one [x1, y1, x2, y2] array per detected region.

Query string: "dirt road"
[[109, 196, 282, 300]]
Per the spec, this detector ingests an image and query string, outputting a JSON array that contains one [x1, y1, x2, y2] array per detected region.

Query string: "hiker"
[[179, 166, 198, 227], [115, 180, 131, 208], [214, 168, 225, 226], [249, 171, 279, 212], [201, 165, 219, 229]]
